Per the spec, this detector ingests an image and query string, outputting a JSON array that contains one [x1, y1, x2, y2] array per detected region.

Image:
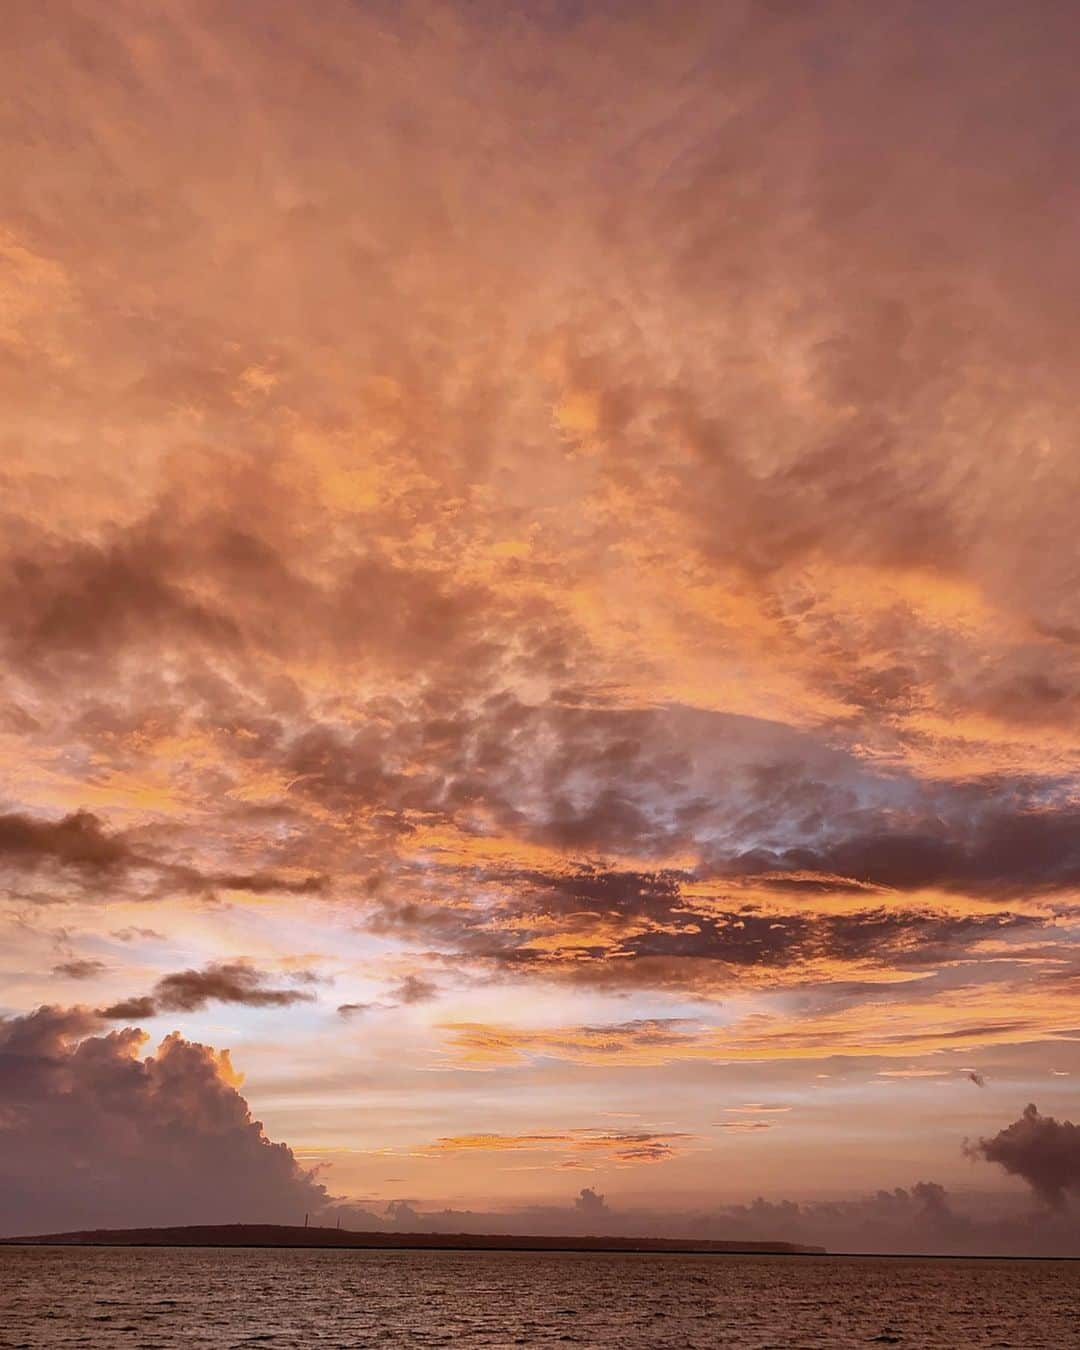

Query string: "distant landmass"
[[3, 1223, 824, 1255]]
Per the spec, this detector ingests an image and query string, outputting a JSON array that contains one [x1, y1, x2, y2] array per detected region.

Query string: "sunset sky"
[[2, 1, 1079, 1249]]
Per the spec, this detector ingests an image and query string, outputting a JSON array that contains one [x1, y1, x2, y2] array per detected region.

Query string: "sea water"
[[2, 1245, 1077, 1348]]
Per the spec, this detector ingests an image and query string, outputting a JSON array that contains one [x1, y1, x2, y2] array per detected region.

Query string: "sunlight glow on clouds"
[[2, 0, 1079, 1243]]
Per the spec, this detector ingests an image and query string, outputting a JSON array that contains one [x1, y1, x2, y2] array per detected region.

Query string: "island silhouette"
[[3, 1223, 824, 1255]]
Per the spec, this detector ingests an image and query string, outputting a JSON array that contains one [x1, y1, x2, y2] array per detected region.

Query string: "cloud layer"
[[1, 0, 1079, 1232]]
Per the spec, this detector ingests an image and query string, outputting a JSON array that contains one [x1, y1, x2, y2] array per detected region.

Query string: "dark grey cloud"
[[0, 810, 131, 875], [712, 799, 1080, 898], [100, 961, 316, 1020], [2, 523, 244, 677], [51, 959, 106, 980], [598, 904, 1041, 975], [100, 996, 158, 1021], [390, 975, 439, 1005], [0, 807, 325, 903]]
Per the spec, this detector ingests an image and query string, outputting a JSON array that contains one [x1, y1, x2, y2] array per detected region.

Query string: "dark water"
[[1, 1246, 1078, 1348]]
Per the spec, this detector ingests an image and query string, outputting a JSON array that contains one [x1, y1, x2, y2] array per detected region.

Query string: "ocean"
[[1, 1245, 1077, 1348]]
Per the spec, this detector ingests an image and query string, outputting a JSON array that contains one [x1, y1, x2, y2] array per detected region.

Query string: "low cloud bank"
[[327, 1105, 1080, 1257], [327, 1180, 1079, 1258]]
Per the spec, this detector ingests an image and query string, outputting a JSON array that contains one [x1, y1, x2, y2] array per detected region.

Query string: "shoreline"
[[4, 1236, 1078, 1261], [4, 1224, 1077, 1259]]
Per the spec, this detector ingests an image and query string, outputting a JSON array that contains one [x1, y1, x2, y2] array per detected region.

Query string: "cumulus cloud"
[[968, 1104, 1080, 1208], [574, 1187, 608, 1215], [0, 1006, 327, 1236]]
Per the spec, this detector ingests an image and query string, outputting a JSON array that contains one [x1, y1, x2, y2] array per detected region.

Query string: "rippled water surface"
[[2, 1246, 1077, 1348]]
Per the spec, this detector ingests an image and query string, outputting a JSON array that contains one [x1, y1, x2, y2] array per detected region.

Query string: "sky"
[[2, 0, 1080, 1253]]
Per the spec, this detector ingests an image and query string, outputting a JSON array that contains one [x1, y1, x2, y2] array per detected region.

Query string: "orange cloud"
[[429, 1128, 695, 1166], [3, 0, 1080, 1222]]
